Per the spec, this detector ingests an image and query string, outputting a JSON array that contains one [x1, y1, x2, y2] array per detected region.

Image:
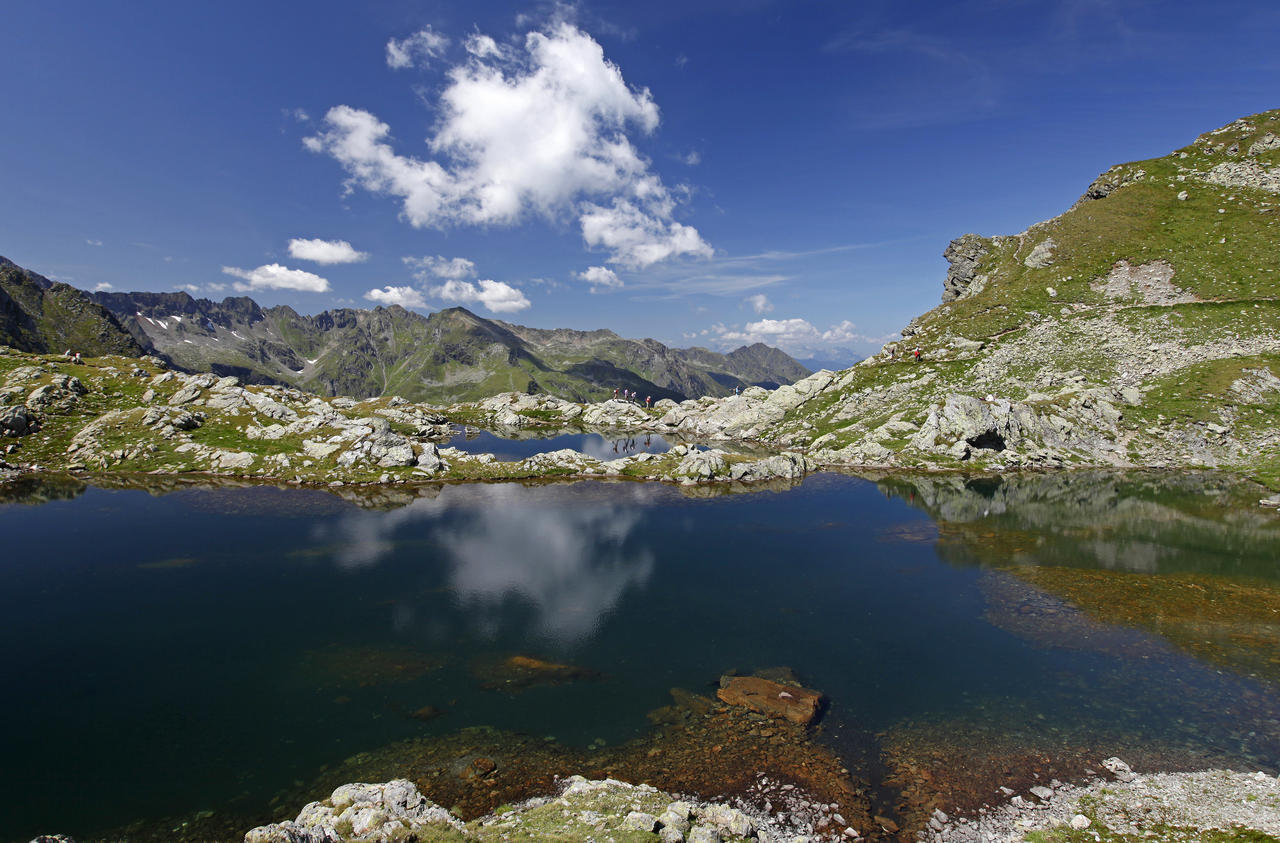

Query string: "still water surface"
[[2, 471, 1278, 839], [444, 427, 674, 461]]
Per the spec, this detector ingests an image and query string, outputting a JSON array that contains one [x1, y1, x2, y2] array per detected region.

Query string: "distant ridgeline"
[[0, 259, 810, 404]]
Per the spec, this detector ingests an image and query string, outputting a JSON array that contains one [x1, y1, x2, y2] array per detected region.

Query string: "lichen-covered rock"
[[244, 779, 463, 843]]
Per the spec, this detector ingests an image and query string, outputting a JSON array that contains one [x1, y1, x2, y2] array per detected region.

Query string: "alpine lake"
[[4, 456, 1280, 841]]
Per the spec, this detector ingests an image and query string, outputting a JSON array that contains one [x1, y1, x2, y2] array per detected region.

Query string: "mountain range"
[[0, 258, 809, 404]]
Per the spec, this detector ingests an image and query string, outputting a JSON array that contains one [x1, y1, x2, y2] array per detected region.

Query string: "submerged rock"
[[717, 675, 826, 726]]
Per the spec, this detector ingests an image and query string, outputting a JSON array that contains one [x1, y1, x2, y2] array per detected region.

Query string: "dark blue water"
[[2, 472, 1278, 840], [445, 427, 674, 461]]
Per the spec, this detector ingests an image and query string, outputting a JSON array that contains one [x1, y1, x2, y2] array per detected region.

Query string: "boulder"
[[414, 443, 447, 475], [1023, 237, 1056, 268], [716, 675, 825, 725], [244, 779, 461, 843], [1, 405, 39, 437], [728, 452, 811, 482], [675, 449, 728, 483]]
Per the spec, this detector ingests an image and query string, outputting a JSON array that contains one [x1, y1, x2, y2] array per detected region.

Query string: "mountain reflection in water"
[[879, 470, 1280, 684]]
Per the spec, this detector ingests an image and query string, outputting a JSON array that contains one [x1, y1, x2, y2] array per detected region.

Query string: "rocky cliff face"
[[88, 292, 810, 404]]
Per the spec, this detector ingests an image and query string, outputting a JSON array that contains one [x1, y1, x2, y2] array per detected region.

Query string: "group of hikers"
[[62, 349, 84, 364], [611, 388, 653, 408]]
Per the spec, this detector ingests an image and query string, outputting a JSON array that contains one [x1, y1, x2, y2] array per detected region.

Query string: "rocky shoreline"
[[3, 345, 1279, 499], [29, 765, 1280, 843]]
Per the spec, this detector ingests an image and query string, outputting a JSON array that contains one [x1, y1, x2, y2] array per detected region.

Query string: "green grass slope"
[[0, 258, 147, 357], [766, 109, 1280, 484]]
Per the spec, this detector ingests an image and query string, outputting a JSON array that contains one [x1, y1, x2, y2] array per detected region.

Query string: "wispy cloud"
[[404, 255, 476, 281], [822, 27, 998, 129], [622, 236, 917, 300], [85, 239, 103, 247], [386, 27, 450, 69]]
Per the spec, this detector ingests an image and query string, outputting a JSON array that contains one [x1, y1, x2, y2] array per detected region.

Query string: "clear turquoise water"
[[2, 471, 1278, 840]]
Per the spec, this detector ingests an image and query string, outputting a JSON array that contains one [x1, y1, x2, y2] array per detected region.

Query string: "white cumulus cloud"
[[93, 282, 113, 291], [386, 27, 449, 69], [306, 21, 710, 268], [431, 279, 530, 313], [221, 264, 330, 293], [365, 285, 427, 308], [745, 293, 773, 314], [577, 265, 621, 292], [712, 318, 876, 357], [288, 237, 369, 264], [404, 255, 476, 280]]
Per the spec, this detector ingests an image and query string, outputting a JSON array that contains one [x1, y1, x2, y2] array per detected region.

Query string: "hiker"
[[734, 385, 740, 396], [913, 347, 921, 362], [645, 395, 651, 408], [612, 387, 618, 400], [73, 352, 82, 364]]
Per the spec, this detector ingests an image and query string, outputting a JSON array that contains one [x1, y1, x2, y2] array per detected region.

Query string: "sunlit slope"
[[772, 109, 1280, 481]]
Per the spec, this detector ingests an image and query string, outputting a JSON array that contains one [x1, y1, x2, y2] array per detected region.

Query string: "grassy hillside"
[[698, 108, 1280, 485], [0, 258, 147, 357]]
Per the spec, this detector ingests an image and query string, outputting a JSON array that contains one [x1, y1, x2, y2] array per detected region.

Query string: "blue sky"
[[3, 0, 1278, 362]]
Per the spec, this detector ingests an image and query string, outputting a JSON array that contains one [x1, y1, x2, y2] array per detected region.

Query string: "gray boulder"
[[1, 405, 39, 437], [675, 449, 728, 483]]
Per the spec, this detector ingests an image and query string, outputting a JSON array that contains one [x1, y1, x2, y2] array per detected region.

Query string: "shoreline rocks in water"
[[36, 765, 1279, 843], [921, 763, 1280, 842], [240, 776, 840, 843]]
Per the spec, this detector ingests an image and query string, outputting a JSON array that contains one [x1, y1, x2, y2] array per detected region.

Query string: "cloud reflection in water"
[[318, 484, 656, 644]]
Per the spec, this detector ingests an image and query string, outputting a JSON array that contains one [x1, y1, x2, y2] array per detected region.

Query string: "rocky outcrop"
[[1070, 164, 1147, 208], [244, 779, 463, 842], [941, 234, 990, 302], [241, 775, 829, 842], [1, 404, 39, 437], [1022, 237, 1055, 269]]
